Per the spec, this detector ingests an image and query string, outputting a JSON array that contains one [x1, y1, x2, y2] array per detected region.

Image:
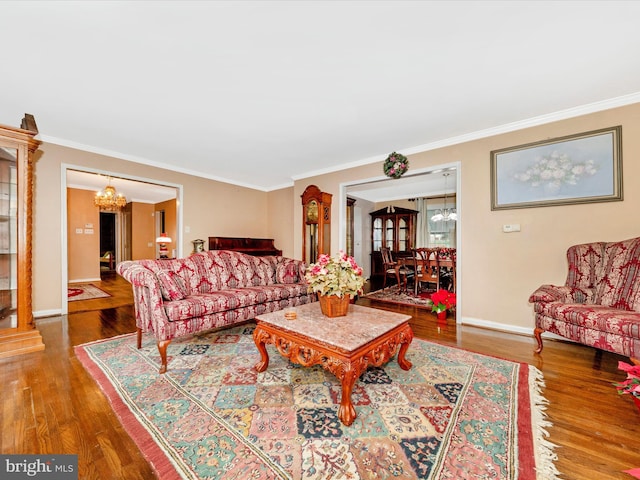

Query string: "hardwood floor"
[[67, 271, 134, 314], [1, 282, 639, 479]]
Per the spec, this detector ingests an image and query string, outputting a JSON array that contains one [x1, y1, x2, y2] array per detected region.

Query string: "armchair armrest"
[[528, 284, 596, 304]]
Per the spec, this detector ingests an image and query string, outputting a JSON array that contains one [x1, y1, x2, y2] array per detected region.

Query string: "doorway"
[[99, 212, 117, 276], [341, 163, 462, 317], [62, 166, 182, 315]]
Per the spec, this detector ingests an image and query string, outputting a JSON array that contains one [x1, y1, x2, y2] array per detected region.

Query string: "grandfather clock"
[[301, 185, 332, 264], [0, 114, 45, 358]]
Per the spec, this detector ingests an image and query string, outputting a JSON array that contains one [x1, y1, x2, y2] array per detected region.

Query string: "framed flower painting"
[[490, 126, 622, 210]]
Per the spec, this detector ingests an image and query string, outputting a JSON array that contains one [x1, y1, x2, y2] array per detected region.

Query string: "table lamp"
[[156, 233, 172, 259]]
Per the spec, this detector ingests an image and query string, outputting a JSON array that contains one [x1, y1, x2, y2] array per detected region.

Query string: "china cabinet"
[[0, 114, 45, 358], [301, 185, 332, 264], [370, 206, 417, 286]]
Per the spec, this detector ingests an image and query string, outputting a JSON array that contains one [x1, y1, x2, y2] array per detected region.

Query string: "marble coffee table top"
[[255, 302, 411, 352]]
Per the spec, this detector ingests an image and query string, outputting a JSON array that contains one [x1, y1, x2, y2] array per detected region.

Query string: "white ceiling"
[[3, 1, 640, 200]]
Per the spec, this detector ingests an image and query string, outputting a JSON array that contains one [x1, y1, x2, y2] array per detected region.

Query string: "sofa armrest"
[[116, 261, 171, 337], [529, 284, 596, 304]]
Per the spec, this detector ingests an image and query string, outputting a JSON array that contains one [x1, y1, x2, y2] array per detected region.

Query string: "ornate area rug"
[[67, 283, 111, 301], [365, 286, 434, 309], [75, 325, 559, 479]]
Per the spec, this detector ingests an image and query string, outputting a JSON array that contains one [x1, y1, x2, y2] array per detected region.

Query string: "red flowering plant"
[[430, 289, 456, 314], [613, 361, 640, 398]]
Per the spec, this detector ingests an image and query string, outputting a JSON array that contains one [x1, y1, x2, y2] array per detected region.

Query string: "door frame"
[[60, 164, 183, 314], [339, 161, 462, 322]]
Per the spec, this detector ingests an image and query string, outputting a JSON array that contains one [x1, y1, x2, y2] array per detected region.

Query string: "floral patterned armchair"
[[529, 237, 640, 361]]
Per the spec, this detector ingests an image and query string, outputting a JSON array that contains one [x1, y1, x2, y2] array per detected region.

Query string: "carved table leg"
[[397, 325, 414, 370], [337, 368, 359, 426], [397, 340, 413, 370], [253, 326, 270, 372]]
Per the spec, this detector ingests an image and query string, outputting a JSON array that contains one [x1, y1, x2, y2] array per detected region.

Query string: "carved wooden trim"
[[0, 115, 44, 356]]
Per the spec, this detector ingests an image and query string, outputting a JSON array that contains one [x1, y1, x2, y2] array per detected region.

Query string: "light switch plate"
[[503, 224, 521, 233]]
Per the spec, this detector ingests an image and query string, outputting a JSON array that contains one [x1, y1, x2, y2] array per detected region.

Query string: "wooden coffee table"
[[253, 302, 413, 426]]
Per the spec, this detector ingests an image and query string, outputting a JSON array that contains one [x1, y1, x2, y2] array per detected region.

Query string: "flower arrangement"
[[430, 289, 456, 314], [613, 361, 640, 398], [383, 152, 409, 179], [305, 251, 365, 298], [513, 151, 598, 191]]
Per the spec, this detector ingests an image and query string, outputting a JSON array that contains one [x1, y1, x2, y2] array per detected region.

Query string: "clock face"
[[306, 200, 319, 223]]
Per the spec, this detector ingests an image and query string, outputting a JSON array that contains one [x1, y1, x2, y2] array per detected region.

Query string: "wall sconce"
[[156, 233, 172, 259]]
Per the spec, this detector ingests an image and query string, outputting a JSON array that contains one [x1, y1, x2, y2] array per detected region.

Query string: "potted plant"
[[305, 251, 365, 317], [614, 361, 640, 412], [430, 289, 456, 321]]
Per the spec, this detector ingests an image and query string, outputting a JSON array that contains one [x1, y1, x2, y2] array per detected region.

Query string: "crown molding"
[[294, 92, 640, 182]]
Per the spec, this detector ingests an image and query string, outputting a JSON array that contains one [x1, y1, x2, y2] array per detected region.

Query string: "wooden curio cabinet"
[[301, 185, 332, 264], [370, 206, 417, 286], [0, 114, 45, 358]]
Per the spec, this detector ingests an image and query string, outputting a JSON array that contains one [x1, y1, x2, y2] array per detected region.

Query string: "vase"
[[318, 294, 350, 317], [436, 310, 447, 321], [633, 395, 640, 413]]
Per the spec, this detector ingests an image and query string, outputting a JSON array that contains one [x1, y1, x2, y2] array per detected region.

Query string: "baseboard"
[[460, 316, 572, 342], [69, 277, 102, 283], [34, 309, 63, 319], [460, 316, 533, 336]]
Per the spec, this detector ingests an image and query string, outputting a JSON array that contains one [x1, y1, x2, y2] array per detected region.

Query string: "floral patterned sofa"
[[117, 250, 314, 373], [529, 237, 640, 361]]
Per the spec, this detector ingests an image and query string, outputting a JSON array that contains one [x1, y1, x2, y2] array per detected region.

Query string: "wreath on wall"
[[383, 152, 409, 179]]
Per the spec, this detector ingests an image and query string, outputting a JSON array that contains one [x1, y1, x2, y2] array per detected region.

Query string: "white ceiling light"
[[431, 173, 457, 222]]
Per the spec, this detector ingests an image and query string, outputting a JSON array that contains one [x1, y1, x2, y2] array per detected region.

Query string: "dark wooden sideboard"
[[208, 237, 282, 256]]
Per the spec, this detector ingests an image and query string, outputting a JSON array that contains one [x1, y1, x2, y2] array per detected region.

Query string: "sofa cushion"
[[163, 283, 310, 322], [139, 257, 205, 295], [251, 255, 278, 286], [565, 242, 606, 289], [187, 251, 278, 292], [156, 270, 188, 301], [276, 258, 300, 284], [534, 302, 640, 340], [595, 237, 640, 311]]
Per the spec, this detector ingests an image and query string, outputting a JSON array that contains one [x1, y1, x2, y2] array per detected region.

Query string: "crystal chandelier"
[[94, 177, 127, 210], [431, 173, 457, 222]]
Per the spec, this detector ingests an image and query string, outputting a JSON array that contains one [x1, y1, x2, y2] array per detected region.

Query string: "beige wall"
[[34, 103, 640, 334], [66, 188, 100, 282], [33, 144, 275, 314], [130, 202, 155, 260], [293, 103, 640, 332], [266, 186, 296, 257]]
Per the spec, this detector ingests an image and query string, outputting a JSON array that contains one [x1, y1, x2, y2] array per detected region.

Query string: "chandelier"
[[431, 173, 457, 222], [94, 177, 127, 210]]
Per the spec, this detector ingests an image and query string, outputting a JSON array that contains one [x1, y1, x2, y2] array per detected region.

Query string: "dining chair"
[[380, 247, 413, 291], [437, 247, 456, 292], [412, 248, 439, 295]]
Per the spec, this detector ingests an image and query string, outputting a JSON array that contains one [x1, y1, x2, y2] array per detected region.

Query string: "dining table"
[[398, 254, 455, 293]]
